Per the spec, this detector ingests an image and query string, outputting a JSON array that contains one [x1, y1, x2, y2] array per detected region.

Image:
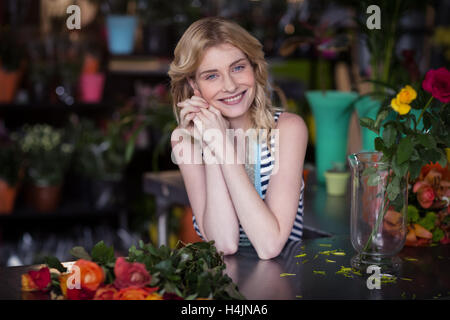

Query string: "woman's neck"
[[228, 112, 252, 132]]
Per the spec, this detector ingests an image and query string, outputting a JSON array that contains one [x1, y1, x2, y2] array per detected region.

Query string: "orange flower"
[[114, 287, 151, 300], [21, 274, 40, 292], [93, 284, 118, 300], [146, 293, 164, 300], [74, 259, 105, 291], [59, 273, 70, 297]]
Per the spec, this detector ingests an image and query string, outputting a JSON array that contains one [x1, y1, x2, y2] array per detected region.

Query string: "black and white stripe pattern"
[[193, 111, 304, 245]]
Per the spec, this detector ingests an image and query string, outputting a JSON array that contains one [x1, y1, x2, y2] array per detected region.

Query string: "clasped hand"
[[177, 92, 230, 161]]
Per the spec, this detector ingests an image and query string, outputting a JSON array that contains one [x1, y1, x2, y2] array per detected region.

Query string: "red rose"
[[113, 257, 151, 289], [413, 181, 435, 209], [163, 292, 184, 300], [422, 67, 450, 103], [66, 287, 95, 300], [28, 267, 51, 291]]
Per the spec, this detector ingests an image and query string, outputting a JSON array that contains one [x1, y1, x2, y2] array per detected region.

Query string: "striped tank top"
[[193, 111, 305, 246]]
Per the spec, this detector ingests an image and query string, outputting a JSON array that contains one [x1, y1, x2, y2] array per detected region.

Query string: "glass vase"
[[348, 152, 408, 274]]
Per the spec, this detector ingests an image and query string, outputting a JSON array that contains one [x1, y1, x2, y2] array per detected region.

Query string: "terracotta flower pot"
[[26, 184, 62, 213], [178, 206, 203, 243], [0, 179, 18, 214], [0, 67, 22, 103]]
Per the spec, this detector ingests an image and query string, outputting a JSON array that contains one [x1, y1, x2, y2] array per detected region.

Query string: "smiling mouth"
[[220, 90, 246, 105]]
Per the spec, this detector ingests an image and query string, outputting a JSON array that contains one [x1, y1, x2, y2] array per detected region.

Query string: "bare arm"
[[171, 127, 240, 254], [218, 113, 308, 259]]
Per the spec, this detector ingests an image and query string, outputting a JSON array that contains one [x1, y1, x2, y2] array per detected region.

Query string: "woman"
[[169, 17, 308, 259]]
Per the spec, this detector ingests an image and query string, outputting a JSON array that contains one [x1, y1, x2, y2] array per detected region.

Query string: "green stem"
[[382, 0, 401, 84], [361, 170, 393, 254], [417, 96, 434, 126], [362, 191, 390, 254]]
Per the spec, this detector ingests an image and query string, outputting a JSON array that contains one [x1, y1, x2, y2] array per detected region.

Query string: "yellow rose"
[[391, 97, 411, 115], [396, 85, 417, 104]]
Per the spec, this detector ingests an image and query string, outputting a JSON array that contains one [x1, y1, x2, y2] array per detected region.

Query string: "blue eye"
[[233, 65, 245, 72], [205, 74, 218, 80]]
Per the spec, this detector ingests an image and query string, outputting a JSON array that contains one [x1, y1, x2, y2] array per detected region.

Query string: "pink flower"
[[413, 181, 435, 209], [113, 257, 151, 289], [422, 67, 450, 103]]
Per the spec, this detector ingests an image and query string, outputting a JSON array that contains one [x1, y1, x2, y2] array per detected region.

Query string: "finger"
[[195, 111, 210, 124], [190, 95, 208, 105], [177, 100, 203, 109], [207, 105, 223, 117], [199, 107, 216, 121]]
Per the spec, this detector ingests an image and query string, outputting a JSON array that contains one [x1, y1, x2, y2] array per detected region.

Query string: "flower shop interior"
[[0, 0, 449, 269]]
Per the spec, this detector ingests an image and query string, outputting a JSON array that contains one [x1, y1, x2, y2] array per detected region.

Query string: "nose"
[[222, 73, 237, 93]]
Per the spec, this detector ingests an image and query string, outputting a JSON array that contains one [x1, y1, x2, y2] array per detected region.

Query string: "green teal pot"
[[354, 96, 381, 152], [306, 91, 358, 184]]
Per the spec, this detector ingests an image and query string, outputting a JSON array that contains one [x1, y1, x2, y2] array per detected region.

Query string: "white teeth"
[[223, 93, 243, 103]]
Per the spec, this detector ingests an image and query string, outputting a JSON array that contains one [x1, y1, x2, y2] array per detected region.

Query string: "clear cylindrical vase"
[[348, 152, 408, 273]]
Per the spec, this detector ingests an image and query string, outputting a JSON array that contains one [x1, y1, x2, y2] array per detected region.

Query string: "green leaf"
[[396, 137, 413, 165], [417, 134, 436, 149], [432, 228, 444, 243], [91, 241, 115, 265], [382, 124, 397, 148], [418, 212, 437, 231], [367, 173, 381, 186], [387, 176, 400, 201], [375, 110, 390, 130], [44, 256, 67, 273], [407, 205, 420, 223], [360, 117, 377, 133], [70, 246, 92, 261], [374, 137, 386, 152]]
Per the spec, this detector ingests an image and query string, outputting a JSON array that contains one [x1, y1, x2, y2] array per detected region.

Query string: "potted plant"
[[78, 45, 105, 103], [14, 125, 74, 213], [0, 27, 24, 103], [0, 141, 23, 214], [324, 162, 350, 196], [96, 0, 138, 55], [70, 109, 148, 210]]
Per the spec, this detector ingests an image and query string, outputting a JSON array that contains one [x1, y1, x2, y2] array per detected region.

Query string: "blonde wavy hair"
[[168, 17, 282, 142]]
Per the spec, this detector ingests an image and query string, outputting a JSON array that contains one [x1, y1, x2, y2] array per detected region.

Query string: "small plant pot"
[[0, 67, 22, 103], [26, 184, 62, 213], [0, 179, 18, 214], [79, 73, 105, 103], [106, 15, 137, 55], [324, 171, 350, 196]]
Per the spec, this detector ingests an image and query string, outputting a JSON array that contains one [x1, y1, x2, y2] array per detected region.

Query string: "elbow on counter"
[[255, 242, 284, 260], [214, 240, 238, 256]]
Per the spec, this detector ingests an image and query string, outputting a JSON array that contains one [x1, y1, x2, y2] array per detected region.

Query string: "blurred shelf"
[[108, 55, 170, 76], [0, 103, 117, 129], [0, 202, 125, 223], [0, 102, 115, 114]]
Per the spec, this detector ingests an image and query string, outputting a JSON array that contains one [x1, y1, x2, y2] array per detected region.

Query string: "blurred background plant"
[[12, 124, 73, 186]]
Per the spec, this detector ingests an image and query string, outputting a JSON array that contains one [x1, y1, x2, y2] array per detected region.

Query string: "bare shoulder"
[[276, 112, 308, 140]]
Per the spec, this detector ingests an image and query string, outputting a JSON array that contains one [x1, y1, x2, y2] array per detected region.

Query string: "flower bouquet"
[[21, 241, 244, 300], [406, 162, 450, 246], [350, 67, 449, 270]]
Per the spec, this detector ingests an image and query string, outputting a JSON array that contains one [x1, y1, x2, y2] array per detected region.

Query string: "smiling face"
[[191, 43, 256, 121]]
